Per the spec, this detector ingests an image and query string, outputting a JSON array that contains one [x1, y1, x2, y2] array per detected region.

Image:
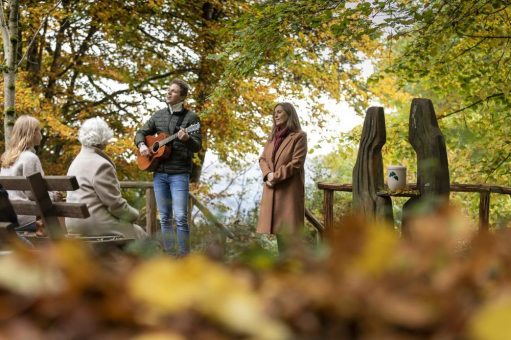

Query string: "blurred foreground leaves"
[[1, 208, 511, 339]]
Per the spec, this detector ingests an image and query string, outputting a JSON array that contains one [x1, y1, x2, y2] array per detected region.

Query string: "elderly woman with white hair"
[[65, 117, 147, 239]]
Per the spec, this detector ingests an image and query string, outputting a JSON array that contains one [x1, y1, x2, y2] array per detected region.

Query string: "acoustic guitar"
[[136, 122, 200, 171]]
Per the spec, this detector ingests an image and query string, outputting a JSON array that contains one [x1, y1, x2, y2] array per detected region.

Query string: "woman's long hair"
[[269, 102, 302, 140], [1, 115, 41, 168]]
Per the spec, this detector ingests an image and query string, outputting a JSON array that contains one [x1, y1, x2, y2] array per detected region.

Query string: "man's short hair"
[[171, 79, 190, 98]]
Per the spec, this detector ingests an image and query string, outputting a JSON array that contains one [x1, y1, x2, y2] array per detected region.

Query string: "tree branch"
[[67, 67, 196, 115], [456, 30, 511, 39], [17, 0, 62, 68], [438, 93, 505, 119], [442, 37, 488, 64], [86, 74, 133, 115], [87, 70, 184, 108], [485, 153, 511, 182], [56, 23, 98, 78]]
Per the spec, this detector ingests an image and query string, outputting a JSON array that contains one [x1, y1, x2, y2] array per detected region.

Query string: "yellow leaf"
[[470, 296, 511, 340], [0, 251, 65, 296], [128, 255, 289, 339], [132, 332, 184, 340], [350, 223, 398, 276]]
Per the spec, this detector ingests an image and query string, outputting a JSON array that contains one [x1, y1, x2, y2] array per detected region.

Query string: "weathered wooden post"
[[479, 192, 490, 230], [409, 98, 450, 198], [403, 98, 450, 229], [352, 107, 393, 223], [145, 187, 157, 235], [323, 188, 334, 230]]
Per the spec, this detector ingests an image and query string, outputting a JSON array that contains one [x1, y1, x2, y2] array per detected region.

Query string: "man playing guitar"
[[135, 79, 202, 256]]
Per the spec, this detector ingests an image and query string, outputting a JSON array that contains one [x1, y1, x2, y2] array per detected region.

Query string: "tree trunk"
[[1, 0, 20, 144], [190, 2, 223, 183]]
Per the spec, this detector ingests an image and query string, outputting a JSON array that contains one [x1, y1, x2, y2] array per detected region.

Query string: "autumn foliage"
[[0, 208, 510, 339]]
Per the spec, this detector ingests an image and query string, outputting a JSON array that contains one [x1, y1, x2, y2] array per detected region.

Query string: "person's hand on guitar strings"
[[139, 143, 150, 156], [177, 128, 190, 141]]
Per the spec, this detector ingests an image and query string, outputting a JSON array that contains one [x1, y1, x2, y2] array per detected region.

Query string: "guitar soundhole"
[[152, 142, 160, 153]]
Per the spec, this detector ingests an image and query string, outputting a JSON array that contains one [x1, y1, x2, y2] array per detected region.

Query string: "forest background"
[[1, 0, 510, 243]]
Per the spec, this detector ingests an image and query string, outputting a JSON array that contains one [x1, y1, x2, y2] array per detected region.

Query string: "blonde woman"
[[0, 115, 50, 233]]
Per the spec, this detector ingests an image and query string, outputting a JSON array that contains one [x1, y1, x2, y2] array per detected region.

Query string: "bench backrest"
[[0, 173, 89, 239]]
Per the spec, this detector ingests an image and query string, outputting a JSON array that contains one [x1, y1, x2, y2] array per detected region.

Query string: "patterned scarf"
[[272, 126, 289, 162]]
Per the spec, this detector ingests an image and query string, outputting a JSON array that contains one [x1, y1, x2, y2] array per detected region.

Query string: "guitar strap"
[[170, 109, 190, 134], [180, 109, 194, 130]]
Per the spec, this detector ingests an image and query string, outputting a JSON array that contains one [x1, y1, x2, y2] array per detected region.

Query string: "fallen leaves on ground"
[[0, 207, 509, 339]]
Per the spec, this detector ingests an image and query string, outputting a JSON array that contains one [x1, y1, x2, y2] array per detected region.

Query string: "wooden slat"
[[189, 193, 234, 239], [450, 184, 511, 194], [145, 188, 157, 235], [120, 181, 154, 189], [0, 176, 79, 191], [318, 182, 511, 195], [318, 183, 353, 191], [323, 189, 334, 230], [26, 173, 64, 239], [377, 190, 420, 197], [479, 192, 490, 231], [10, 201, 89, 218], [305, 208, 324, 237]]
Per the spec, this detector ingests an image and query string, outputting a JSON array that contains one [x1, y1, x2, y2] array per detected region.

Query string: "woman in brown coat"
[[257, 102, 307, 251]]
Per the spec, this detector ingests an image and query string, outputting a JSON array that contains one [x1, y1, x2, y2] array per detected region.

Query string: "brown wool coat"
[[257, 131, 307, 234]]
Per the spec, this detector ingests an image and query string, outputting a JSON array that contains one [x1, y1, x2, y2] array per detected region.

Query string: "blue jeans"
[[153, 172, 190, 255]]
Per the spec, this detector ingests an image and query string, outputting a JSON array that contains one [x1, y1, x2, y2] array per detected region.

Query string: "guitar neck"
[[157, 124, 199, 147], [159, 132, 178, 146]]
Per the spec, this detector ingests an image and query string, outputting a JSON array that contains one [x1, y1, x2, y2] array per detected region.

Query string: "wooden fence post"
[[479, 192, 490, 230], [403, 98, 450, 230], [323, 189, 334, 230], [26, 173, 66, 239], [145, 187, 157, 235], [187, 195, 194, 232], [408, 98, 450, 198], [352, 106, 393, 223]]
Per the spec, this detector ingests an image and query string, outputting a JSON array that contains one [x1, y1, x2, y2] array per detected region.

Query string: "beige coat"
[[65, 147, 146, 239], [257, 131, 307, 234]]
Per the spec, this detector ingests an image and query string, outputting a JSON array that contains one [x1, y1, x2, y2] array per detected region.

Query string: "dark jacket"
[[134, 107, 202, 174]]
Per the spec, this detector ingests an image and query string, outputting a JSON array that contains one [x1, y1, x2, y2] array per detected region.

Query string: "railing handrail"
[[120, 181, 234, 239], [305, 208, 324, 237], [120, 181, 154, 189], [317, 182, 511, 230], [121, 181, 324, 240], [318, 182, 511, 194]]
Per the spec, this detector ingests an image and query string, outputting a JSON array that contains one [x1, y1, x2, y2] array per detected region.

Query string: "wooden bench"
[[0, 173, 133, 250], [0, 172, 89, 240]]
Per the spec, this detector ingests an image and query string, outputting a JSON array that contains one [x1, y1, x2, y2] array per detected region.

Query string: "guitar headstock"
[[186, 122, 201, 134]]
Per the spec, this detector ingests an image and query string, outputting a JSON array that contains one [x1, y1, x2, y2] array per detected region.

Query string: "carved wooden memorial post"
[[352, 107, 393, 223], [403, 98, 450, 229]]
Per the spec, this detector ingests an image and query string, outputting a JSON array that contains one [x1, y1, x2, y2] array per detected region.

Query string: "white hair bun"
[[78, 117, 114, 147]]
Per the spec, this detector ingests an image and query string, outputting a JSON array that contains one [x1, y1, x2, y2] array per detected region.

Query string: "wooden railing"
[[305, 207, 325, 238], [120, 181, 234, 241], [120, 181, 158, 234], [120, 181, 324, 242], [318, 182, 511, 231]]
